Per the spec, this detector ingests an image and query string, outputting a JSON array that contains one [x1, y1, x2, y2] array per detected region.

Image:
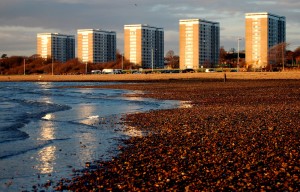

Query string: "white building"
[[77, 29, 116, 63], [37, 33, 75, 63], [124, 24, 164, 69], [245, 12, 286, 68], [179, 19, 220, 69]]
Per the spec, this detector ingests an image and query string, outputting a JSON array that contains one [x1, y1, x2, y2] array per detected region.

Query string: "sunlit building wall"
[[77, 29, 116, 63], [179, 19, 220, 69], [124, 24, 164, 69], [245, 12, 286, 69], [37, 33, 75, 63]]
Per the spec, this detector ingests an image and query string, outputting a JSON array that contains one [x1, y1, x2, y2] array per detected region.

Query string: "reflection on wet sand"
[[36, 87, 57, 174], [37, 115, 56, 174], [179, 101, 193, 108], [39, 115, 55, 140], [36, 82, 53, 89], [76, 104, 99, 164], [37, 146, 56, 174], [78, 105, 97, 126], [123, 125, 144, 137]]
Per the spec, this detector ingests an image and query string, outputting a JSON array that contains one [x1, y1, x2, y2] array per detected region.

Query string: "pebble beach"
[[91, 79, 299, 191], [2, 72, 300, 191]]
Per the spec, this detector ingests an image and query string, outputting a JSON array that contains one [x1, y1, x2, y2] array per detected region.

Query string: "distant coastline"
[[0, 72, 300, 82]]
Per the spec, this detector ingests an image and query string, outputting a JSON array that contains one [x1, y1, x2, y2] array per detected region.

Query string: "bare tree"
[[1, 54, 7, 59], [219, 46, 227, 66], [165, 50, 179, 69], [294, 47, 300, 67], [166, 50, 175, 59], [268, 42, 288, 69], [293, 47, 300, 58]]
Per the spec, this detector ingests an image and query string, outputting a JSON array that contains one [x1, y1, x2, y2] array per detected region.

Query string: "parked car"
[[161, 70, 172, 73], [91, 70, 102, 74], [205, 68, 215, 72], [182, 68, 195, 73], [102, 69, 123, 74], [170, 70, 180, 73]]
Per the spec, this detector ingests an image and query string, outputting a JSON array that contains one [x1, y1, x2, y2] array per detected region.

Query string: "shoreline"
[[0, 71, 300, 82], [54, 79, 300, 191], [1, 83, 178, 192]]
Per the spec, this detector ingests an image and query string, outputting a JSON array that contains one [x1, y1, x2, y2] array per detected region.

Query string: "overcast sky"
[[0, 0, 299, 57]]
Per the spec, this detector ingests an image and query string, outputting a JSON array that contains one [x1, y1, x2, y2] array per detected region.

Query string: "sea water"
[[0, 82, 181, 191]]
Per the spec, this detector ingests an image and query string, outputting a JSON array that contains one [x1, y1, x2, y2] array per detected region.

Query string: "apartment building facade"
[[77, 29, 116, 63], [245, 12, 286, 69], [124, 24, 164, 69], [37, 33, 75, 63], [179, 19, 220, 69]]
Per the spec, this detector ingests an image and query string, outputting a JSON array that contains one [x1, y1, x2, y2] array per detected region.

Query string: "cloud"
[[0, 0, 299, 56], [0, 26, 60, 56], [248, 1, 277, 5]]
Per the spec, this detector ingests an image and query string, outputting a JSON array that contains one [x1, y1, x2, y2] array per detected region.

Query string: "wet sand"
[[53, 78, 300, 191]]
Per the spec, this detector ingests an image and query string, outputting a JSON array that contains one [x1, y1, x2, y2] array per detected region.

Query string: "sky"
[[0, 0, 299, 57]]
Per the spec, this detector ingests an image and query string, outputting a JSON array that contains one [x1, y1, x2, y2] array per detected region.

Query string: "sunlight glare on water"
[[0, 82, 182, 191]]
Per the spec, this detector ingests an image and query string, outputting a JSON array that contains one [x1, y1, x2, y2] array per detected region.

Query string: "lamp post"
[[282, 42, 285, 72], [237, 38, 242, 72], [201, 40, 206, 71], [122, 53, 124, 70], [52, 57, 54, 75], [151, 48, 154, 72]]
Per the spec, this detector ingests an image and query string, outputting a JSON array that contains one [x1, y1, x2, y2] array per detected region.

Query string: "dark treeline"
[[0, 52, 137, 75], [1, 45, 300, 75]]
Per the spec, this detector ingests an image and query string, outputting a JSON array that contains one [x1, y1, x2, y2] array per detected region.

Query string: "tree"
[[166, 50, 175, 59], [1, 54, 7, 59], [294, 47, 300, 66], [268, 42, 288, 69], [229, 48, 236, 53], [219, 46, 227, 66], [293, 47, 300, 58], [165, 50, 179, 69], [286, 50, 294, 65]]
